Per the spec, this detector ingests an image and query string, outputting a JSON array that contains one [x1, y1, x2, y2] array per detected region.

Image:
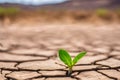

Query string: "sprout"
[[58, 49, 86, 76]]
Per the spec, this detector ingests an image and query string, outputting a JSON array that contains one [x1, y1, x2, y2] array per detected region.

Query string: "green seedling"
[[58, 49, 86, 76]]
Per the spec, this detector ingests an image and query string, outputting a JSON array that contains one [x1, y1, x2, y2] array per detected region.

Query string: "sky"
[[0, 0, 67, 5]]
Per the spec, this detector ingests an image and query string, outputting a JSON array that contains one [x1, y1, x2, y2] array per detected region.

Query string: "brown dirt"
[[0, 23, 120, 80]]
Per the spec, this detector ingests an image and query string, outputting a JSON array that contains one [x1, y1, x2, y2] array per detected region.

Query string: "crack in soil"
[[96, 70, 118, 80], [0, 25, 120, 80]]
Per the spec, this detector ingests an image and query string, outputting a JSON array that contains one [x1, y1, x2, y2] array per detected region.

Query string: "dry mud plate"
[[0, 24, 120, 80]]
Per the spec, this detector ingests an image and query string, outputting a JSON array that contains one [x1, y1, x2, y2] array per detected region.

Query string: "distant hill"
[[0, 0, 120, 10]]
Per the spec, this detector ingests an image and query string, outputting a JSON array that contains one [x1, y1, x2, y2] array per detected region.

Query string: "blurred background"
[[0, 0, 120, 52], [0, 0, 120, 25]]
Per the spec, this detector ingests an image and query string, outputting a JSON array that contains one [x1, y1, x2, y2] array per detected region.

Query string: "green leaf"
[[58, 49, 72, 67], [72, 51, 87, 66]]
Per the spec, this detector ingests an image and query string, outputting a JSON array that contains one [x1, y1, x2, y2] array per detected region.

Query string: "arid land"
[[0, 0, 120, 80]]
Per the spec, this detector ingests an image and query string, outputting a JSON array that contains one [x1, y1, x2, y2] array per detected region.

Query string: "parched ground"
[[0, 23, 120, 80]]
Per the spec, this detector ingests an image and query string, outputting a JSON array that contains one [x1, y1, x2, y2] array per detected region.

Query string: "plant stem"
[[67, 67, 72, 76]]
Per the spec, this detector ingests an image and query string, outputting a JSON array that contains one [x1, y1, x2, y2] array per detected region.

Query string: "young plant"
[[58, 49, 86, 76]]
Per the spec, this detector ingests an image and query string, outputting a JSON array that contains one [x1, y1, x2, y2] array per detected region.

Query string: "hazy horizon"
[[0, 0, 67, 5]]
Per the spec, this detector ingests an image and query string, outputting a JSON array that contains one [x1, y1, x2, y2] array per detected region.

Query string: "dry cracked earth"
[[0, 23, 120, 80]]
